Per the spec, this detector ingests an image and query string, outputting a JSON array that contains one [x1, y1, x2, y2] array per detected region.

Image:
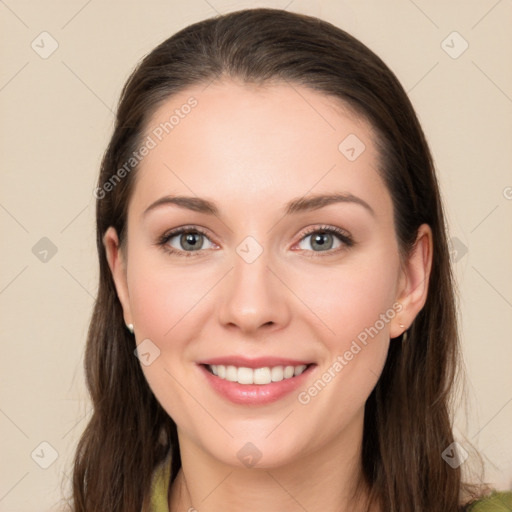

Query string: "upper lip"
[[197, 356, 314, 369]]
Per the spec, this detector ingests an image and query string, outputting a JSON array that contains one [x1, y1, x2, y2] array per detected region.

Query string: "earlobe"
[[391, 224, 433, 339], [102, 227, 133, 326]]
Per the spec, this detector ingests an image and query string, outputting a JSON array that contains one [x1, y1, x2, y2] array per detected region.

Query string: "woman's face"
[[105, 79, 430, 469]]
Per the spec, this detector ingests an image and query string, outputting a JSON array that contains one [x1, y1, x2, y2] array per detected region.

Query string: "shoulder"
[[465, 491, 512, 511], [148, 456, 172, 512]]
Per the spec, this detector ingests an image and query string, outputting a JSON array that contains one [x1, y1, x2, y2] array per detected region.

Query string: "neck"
[[169, 411, 379, 512]]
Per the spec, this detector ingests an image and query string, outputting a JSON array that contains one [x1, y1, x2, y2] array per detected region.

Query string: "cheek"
[[126, 254, 210, 426], [289, 250, 399, 411], [291, 252, 399, 348], [290, 262, 397, 442], [126, 252, 216, 413], [126, 251, 213, 341]]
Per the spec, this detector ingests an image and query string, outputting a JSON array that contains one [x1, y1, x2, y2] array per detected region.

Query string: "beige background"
[[1, 1, 511, 510]]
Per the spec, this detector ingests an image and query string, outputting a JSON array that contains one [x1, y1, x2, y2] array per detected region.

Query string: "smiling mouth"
[[202, 363, 314, 385]]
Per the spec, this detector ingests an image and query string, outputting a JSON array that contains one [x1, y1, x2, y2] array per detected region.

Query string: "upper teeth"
[[208, 364, 308, 385]]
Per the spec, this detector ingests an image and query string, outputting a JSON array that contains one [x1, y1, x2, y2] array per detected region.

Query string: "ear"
[[103, 226, 133, 327], [390, 223, 433, 339]]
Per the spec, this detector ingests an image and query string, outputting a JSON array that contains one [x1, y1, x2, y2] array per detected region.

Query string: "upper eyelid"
[[161, 225, 215, 243]]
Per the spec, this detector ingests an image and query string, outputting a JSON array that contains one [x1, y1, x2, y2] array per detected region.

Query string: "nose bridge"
[[217, 238, 290, 332]]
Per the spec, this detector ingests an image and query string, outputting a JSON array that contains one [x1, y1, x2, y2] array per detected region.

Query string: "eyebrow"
[[142, 192, 375, 218]]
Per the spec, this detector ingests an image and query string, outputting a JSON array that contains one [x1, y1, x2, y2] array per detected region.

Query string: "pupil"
[[316, 234, 326, 245], [183, 232, 201, 250], [313, 232, 332, 250]]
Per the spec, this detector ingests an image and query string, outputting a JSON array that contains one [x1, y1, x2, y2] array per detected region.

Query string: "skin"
[[104, 79, 433, 512]]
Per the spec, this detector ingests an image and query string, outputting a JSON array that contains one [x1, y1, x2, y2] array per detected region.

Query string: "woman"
[[69, 8, 512, 512]]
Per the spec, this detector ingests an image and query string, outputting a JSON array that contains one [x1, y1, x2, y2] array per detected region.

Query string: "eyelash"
[[156, 224, 355, 258]]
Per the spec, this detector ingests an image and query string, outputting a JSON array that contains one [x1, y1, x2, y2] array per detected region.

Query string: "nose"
[[217, 248, 291, 335]]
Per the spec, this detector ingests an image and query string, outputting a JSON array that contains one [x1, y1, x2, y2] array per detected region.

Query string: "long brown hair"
[[68, 8, 491, 511]]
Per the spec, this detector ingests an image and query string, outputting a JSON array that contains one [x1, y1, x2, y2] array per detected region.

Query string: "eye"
[[157, 226, 216, 257], [295, 225, 354, 255], [156, 224, 354, 258]]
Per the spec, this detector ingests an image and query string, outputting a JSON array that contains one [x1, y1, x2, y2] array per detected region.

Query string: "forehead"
[[130, 79, 391, 222]]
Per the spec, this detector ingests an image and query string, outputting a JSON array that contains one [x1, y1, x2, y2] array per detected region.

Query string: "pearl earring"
[[399, 323, 408, 342], [126, 323, 134, 334]]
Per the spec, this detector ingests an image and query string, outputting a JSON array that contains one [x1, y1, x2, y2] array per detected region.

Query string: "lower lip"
[[198, 364, 316, 405]]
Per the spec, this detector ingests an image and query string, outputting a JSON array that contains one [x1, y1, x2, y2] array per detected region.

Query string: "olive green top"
[[465, 492, 512, 511], [149, 457, 172, 512], [149, 457, 512, 511]]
